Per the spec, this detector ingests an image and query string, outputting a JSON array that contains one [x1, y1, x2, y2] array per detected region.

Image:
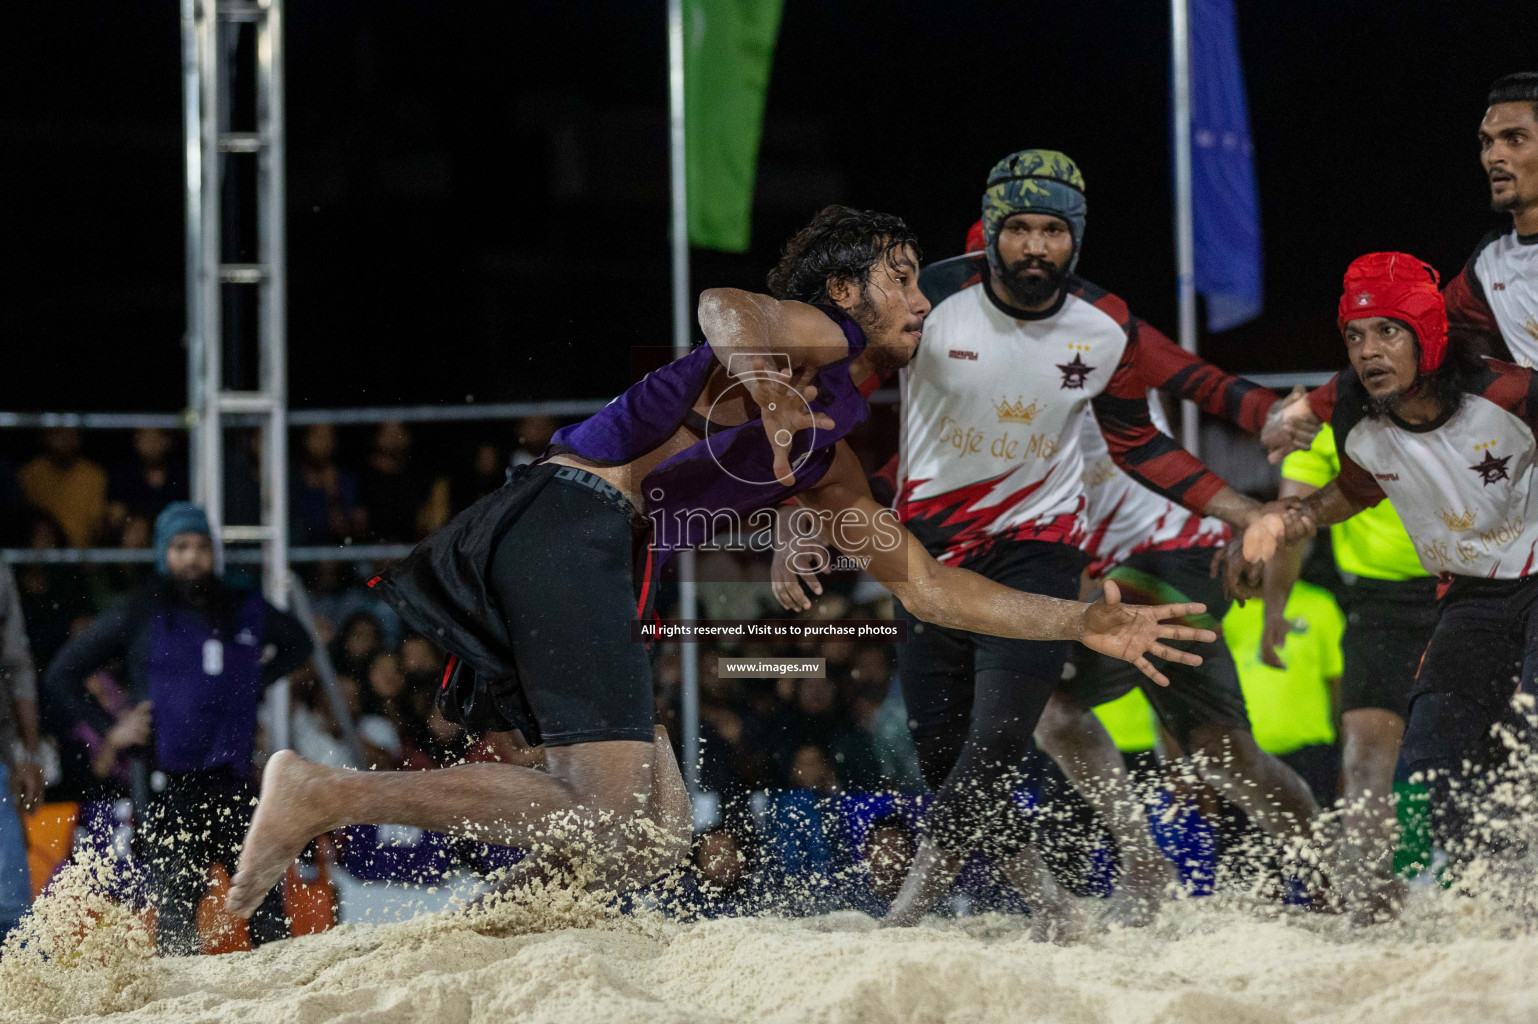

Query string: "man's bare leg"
[[1035, 693, 1178, 924], [1334, 709, 1406, 923], [229, 730, 687, 919], [1185, 724, 1318, 836], [477, 725, 694, 898], [997, 843, 1087, 942], [882, 837, 963, 927]]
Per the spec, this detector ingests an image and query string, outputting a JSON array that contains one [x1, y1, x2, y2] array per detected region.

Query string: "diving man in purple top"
[[227, 207, 1218, 918]]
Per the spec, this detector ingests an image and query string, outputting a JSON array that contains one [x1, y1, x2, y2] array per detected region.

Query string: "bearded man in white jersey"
[[1253, 71, 1538, 919], [800, 150, 1307, 930]]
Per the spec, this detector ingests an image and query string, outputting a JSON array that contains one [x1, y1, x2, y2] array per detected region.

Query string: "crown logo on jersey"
[[1438, 506, 1477, 532], [993, 396, 1042, 424]]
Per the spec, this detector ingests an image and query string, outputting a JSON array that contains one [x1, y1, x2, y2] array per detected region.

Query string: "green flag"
[[684, 0, 784, 252]]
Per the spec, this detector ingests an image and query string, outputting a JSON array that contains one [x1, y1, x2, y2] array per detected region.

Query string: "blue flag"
[[1189, 0, 1262, 331]]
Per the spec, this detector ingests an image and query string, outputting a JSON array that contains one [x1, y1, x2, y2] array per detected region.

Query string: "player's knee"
[[1340, 727, 1400, 785], [1033, 694, 1092, 759], [1189, 724, 1261, 772]]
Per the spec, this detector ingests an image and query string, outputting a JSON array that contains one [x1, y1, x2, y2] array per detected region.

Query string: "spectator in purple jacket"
[[44, 503, 312, 954]]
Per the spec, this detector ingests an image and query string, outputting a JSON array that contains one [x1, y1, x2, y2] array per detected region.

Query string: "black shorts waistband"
[[538, 463, 647, 528], [1340, 574, 1440, 602]]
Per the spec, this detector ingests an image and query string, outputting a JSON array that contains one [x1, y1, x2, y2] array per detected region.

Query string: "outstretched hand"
[[1261, 386, 1321, 465], [1079, 580, 1217, 688], [740, 363, 836, 486]]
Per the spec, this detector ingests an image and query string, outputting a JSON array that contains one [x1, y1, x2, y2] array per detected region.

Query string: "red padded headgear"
[[1337, 252, 1447, 373], [965, 218, 986, 254]]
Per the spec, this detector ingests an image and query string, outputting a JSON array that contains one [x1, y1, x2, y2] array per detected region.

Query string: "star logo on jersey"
[[1056, 353, 1095, 389], [1469, 450, 1512, 487]]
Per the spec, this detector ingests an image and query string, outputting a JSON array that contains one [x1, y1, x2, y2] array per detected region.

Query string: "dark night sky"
[[2, 1, 1534, 415]]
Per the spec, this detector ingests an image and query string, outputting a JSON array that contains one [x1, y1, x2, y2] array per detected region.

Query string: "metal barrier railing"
[[0, 374, 1337, 432], [1, 543, 413, 565]]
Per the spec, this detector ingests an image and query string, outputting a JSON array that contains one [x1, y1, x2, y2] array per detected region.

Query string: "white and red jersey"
[[896, 252, 1275, 565], [1444, 227, 1538, 366], [1080, 397, 1229, 577], [1308, 360, 1538, 579]]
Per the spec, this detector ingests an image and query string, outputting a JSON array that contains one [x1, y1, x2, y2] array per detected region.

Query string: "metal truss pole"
[[184, 0, 291, 748]]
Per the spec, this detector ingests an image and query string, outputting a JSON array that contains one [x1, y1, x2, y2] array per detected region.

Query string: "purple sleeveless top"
[[551, 305, 869, 557]]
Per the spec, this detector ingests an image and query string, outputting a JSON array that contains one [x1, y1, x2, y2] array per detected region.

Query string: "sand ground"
[[4, 870, 1536, 1024]]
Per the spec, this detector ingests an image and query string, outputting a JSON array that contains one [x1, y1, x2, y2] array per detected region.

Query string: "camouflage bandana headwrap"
[[981, 149, 1087, 274]]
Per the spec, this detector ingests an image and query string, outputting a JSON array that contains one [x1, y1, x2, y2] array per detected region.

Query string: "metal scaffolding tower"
[[182, 0, 291, 742]]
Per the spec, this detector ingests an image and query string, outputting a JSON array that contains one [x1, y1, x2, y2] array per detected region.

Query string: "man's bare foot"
[[1107, 850, 1179, 927], [228, 750, 339, 919], [880, 840, 961, 928], [1349, 876, 1406, 927], [999, 847, 1093, 943], [1029, 892, 1089, 943]]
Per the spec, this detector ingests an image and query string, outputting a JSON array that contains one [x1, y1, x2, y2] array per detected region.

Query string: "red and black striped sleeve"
[[1089, 350, 1229, 514], [1334, 448, 1386, 508], [1321, 371, 1383, 507], [1129, 319, 1278, 432], [1444, 232, 1507, 360], [1470, 359, 1538, 436], [1307, 372, 1342, 422]]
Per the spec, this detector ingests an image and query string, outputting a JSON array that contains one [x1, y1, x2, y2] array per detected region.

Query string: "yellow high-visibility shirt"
[[1092, 687, 1157, 753], [1224, 581, 1344, 755]]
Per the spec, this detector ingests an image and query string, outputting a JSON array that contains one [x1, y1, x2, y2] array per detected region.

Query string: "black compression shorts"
[[468, 464, 658, 747], [1400, 573, 1538, 778], [895, 538, 1086, 790]]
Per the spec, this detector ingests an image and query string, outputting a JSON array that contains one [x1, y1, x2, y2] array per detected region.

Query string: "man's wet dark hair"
[[766, 205, 921, 305], [1488, 72, 1538, 119]]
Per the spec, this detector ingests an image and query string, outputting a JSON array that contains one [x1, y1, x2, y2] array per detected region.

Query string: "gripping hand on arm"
[[769, 504, 831, 612], [1261, 386, 1323, 465]]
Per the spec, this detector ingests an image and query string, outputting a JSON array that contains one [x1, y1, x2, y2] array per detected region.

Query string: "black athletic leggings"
[[1401, 574, 1538, 869], [895, 540, 1085, 859]]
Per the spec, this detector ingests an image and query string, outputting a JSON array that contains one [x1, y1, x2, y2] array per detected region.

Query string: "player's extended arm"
[[1130, 320, 1321, 460], [697, 289, 847, 485], [1091, 383, 1294, 532], [798, 442, 1216, 686]]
